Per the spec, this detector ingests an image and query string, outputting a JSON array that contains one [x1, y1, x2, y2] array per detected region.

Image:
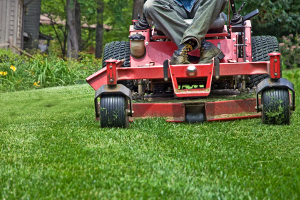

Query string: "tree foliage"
[[41, 0, 300, 57], [41, 0, 133, 57], [234, 0, 300, 38], [40, 0, 68, 56]]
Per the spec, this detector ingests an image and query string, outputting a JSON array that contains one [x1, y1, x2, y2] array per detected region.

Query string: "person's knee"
[[220, 0, 228, 12], [143, 0, 155, 19]]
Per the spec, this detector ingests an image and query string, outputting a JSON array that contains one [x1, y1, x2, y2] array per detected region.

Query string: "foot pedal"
[[163, 59, 169, 81]]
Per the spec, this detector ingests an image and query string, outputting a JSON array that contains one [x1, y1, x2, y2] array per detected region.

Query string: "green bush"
[[0, 49, 101, 92], [283, 68, 300, 91], [235, 0, 300, 38], [280, 34, 300, 69]]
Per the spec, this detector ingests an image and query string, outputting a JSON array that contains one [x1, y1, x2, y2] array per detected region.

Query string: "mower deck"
[[93, 91, 260, 123], [130, 97, 260, 122]]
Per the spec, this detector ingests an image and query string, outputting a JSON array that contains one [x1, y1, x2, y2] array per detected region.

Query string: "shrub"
[[0, 49, 101, 92], [283, 68, 300, 92], [280, 34, 300, 69]]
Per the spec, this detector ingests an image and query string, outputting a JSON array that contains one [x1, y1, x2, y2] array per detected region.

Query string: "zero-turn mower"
[[86, 0, 295, 128]]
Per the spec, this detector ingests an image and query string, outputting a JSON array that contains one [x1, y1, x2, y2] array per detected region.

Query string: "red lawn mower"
[[86, 0, 295, 128]]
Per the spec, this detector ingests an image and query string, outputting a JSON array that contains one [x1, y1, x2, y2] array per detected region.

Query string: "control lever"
[[134, 14, 150, 30], [134, 0, 150, 30], [243, 9, 259, 21], [230, 0, 243, 25], [230, 0, 259, 26], [237, 2, 245, 16]]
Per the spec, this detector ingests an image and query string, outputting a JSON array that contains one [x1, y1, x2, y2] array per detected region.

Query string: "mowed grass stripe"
[[0, 80, 300, 199]]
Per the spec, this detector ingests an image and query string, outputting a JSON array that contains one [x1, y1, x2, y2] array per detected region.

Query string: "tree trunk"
[[75, 1, 81, 51], [95, 0, 104, 59], [67, 0, 79, 60], [132, 0, 144, 20], [62, 27, 68, 58]]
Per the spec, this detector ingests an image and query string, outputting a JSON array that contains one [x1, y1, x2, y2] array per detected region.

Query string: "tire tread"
[[248, 36, 279, 88], [100, 94, 128, 128], [261, 88, 290, 125], [102, 41, 130, 68]]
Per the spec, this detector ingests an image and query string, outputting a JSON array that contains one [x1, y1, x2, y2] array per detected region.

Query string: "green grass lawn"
[[1, 79, 300, 199]]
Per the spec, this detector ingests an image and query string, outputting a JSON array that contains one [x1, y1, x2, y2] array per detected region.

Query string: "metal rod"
[[237, 2, 246, 15], [234, 44, 248, 46], [230, 0, 237, 15], [243, 27, 246, 62]]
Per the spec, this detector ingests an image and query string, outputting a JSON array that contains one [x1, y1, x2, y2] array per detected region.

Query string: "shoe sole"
[[216, 51, 225, 60], [198, 50, 225, 64]]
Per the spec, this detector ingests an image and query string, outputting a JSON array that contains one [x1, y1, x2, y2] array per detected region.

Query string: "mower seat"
[[155, 13, 226, 34]]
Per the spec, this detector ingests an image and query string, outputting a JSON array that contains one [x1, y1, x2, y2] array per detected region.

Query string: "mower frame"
[[86, 6, 295, 126]]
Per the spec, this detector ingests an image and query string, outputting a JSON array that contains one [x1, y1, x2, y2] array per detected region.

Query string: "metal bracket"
[[94, 84, 133, 118], [255, 78, 295, 112], [163, 59, 169, 81], [214, 57, 220, 79], [268, 53, 281, 79]]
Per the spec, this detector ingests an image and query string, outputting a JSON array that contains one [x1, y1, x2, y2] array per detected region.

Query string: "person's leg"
[[144, 0, 189, 47], [144, 0, 197, 64], [182, 0, 227, 48], [186, 0, 227, 63]]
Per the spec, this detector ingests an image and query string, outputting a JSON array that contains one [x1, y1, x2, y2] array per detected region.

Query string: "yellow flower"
[[33, 81, 40, 86], [0, 71, 7, 76], [10, 65, 17, 72]]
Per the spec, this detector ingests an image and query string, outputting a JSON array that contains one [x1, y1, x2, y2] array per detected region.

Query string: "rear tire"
[[102, 41, 130, 68], [100, 93, 129, 128], [102, 41, 135, 90], [261, 88, 290, 125], [248, 36, 280, 88]]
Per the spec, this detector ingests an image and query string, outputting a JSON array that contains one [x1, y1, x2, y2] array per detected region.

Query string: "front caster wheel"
[[261, 88, 290, 125], [100, 93, 129, 128]]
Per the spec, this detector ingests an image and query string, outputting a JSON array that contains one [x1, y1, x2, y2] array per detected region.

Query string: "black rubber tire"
[[102, 41, 135, 90], [102, 41, 130, 68], [100, 93, 129, 128], [261, 88, 290, 125], [247, 36, 280, 88]]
